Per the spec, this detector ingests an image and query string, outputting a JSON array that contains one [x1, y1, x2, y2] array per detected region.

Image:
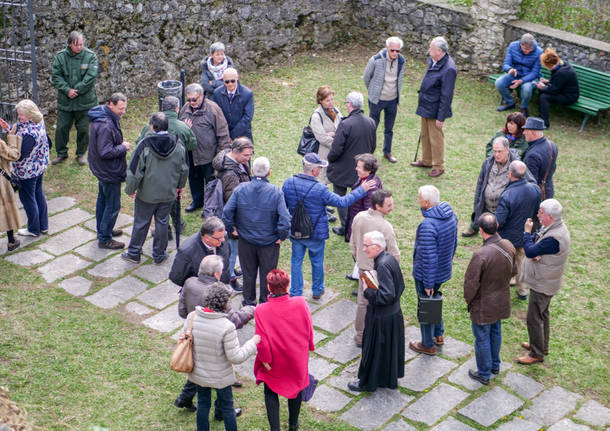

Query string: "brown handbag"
[[170, 314, 195, 373]]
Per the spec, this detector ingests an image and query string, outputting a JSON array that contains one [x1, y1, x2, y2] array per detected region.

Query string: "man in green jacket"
[[51, 31, 98, 166], [136, 96, 197, 239]]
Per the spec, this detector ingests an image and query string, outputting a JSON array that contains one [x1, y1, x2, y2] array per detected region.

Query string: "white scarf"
[[207, 56, 229, 80]]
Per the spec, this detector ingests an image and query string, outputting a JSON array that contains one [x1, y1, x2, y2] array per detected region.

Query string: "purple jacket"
[[87, 105, 127, 183], [346, 174, 382, 242]]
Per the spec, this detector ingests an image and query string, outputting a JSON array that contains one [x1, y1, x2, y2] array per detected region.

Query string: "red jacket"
[[254, 295, 314, 398]]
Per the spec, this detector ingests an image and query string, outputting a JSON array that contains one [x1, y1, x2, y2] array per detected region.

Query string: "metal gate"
[[0, 0, 38, 124]]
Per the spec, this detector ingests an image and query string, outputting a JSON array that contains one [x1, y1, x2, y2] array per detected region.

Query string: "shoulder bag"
[[170, 314, 195, 373], [297, 112, 323, 156]]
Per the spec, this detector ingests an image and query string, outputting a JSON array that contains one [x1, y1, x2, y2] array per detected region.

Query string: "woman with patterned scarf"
[[200, 42, 234, 98]]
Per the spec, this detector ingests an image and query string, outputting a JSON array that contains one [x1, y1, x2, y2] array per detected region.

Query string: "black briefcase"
[[417, 292, 443, 325]]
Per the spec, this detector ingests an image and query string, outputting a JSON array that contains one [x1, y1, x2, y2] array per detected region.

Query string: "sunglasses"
[[224, 79, 236, 84], [389, 49, 400, 53], [187, 97, 200, 102]]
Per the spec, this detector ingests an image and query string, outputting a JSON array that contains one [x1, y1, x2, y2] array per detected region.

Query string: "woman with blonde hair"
[[0, 99, 50, 237], [536, 48, 579, 128]]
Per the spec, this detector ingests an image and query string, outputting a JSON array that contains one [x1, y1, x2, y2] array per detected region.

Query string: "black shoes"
[[231, 277, 243, 292], [312, 290, 324, 300], [346, 274, 358, 281], [99, 239, 125, 249], [468, 369, 490, 385], [185, 203, 202, 213], [347, 381, 364, 392], [214, 407, 242, 421], [328, 215, 337, 223], [326, 207, 335, 214], [111, 229, 123, 237], [121, 252, 141, 264], [332, 226, 345, 236], [174, 398, 197, 412]]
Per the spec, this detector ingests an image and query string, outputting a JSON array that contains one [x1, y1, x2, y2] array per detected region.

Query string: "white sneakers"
[[17, 228, 39, 237]]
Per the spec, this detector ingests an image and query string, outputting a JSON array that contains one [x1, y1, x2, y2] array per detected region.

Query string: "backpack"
[[203, 178, 224, 219], [290, 178, 318, 240]]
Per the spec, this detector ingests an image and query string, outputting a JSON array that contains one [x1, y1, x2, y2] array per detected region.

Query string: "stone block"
[[141, 303, 184, 333], [40, 226, 96, 255], [84, 213, 133, 231], [5, 249, 54, 266], [502, 372, 544, 399], [340, 388, 414, 430], [316, 326, 361, 364], [313, 329, 327, 345], [136, 280, 180, 310], [382, 420, 416, 431], [58, 276, 92, 296], [436, 336, 473, 359], [47, 208, 93, 235], [430, 417, 477, 431], [85, 276, 149, 309], [141, 235, 177, 258], [37, 254, 91, 282], [88, 253, 142, 278], [131, 252, 176, 284], [309, 384, 351, 412], [312, 299, 357, 333], [399, 355, 458, 391], [304, 287, 338, 306], [448, 357, 511, 391], [495, 417, 542, 431], [46, 196, 76, 214], [522, 386, 583, 426], [124, 301, 154, 316], [548, 419, 593, 431], [308, 355, 338, 381], [402, 383, 469, 425], [307, 300, 321, 313], [74, 240, 121, 262], [458, 386, 524, 427], [574, 400, 610, 427]]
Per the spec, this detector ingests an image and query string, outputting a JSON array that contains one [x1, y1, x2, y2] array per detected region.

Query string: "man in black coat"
[[348, 230, 405, 393], [327, 91, 376, 236], [522, 117, 557, 200], [411, 36, 457, 178]]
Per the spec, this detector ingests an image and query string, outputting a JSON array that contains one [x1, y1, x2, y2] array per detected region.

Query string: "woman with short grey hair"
[[201, 42, 234, 97]]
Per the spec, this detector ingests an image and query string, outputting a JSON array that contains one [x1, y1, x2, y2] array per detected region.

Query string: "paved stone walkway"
[[2, 197, 609, 430]]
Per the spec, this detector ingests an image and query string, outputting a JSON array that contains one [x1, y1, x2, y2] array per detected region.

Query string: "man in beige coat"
[[350, 189, 400, 346]]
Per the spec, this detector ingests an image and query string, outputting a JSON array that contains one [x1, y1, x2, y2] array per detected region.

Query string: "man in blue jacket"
[[411, 37, 457, 178], [409, 185, 458, 355], [88, 93, 131, 250], [496, 160, 542, 300], [495, 33, 543, 116], [222, 157, 291, 306], [212, 68, 254, 142], [282, 153, 376, 299]]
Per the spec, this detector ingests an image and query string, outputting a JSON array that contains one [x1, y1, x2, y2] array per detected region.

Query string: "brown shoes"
[[521, 342, 548, 355], [51, 156, 68, 165], [409, 341, 436, 355], [517, 355, 544, 365], [434, 336, 444, 345], [461, 227, 477, 237], [384, 153, 397, 163], [429, 169, 444, 177], [76, 154, 87, 166], [410, 160, 431, 168]]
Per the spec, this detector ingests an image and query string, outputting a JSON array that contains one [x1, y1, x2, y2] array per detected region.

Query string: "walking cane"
[[413, 133, 421, 162]]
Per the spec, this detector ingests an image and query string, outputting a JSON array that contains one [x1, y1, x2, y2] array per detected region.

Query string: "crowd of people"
[[0, 30, 576, 431]]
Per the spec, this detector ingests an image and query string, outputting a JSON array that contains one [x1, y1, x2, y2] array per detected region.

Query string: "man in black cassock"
[[348, 230, 405, 393]]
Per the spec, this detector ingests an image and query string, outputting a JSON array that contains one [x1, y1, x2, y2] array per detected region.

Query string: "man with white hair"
[[348, 230, 405, 393], [327, 91, 376, 236], [518, 199, 570, 365], [409, 185, 458, 355], [222, 157, 291, 305], [212, 67, 254, 141], [411, 36, 457, 177], [363, 36, 405, 163]]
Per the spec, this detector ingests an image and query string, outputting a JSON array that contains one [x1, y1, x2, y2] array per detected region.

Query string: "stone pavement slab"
[[88, 253, 142, 278], [5, 249, 54, 266], [85, 276, 149, 309], [74, 240, 121, 262], [307, 300, 321, 314], [308, 355, 339, 381], [84, 213, 133, 232], [37, 253, 91, 282], [326, 361, 360, 393], [522, 386, 583, 426], [142, 235, 177, 258], [47, 208, 93, 235], [141, 303, 183, 332], [124, 302, 154, 316], [502, 371, 545, 399], [312, 299, 357, 333], [448, 357, 511, 391], [402, 383, 469, 425], [58, 276, 92, 296], [39, 226, 96, 255], [574, 400, 610, 427], [458, 386, 523, 427], [313, 329, 327, 345], [403, 326, 421, 361], [47, 196, 76, 214], [430, 417, 476, 431], [382, 419, 416, 431], [496, 417, 543, 431], [316, 326, 361, 364], [340, 388, 414, 430], [136, 280, 180, 310], [131, 252, 176, 284], [1, 230, 45, 254], [237, 321, 255, 345], [305, 287, 339, 306], [234, 322, 257, 378], [399, 355, 458, 391], [308, 384, 351, 412], [436, 336, 473, 359], [548, 419, 593, 431]]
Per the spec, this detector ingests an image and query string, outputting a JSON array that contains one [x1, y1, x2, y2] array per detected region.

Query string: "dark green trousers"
[[55, 109, 90, 157]]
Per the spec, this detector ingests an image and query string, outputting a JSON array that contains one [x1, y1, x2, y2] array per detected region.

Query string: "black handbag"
[[417, 291, 443, 325], [0, 168, 20, 192], [296, 112, 322, 156]]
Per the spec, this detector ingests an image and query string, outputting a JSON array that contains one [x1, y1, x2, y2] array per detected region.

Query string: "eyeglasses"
[[363, 243, 375, 248], [187, 97, 200, 103], [389, 49, 400, 53], [224, 79, 236, 84]]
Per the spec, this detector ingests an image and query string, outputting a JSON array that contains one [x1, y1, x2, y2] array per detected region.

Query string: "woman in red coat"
[[254, 269, 314, 431]]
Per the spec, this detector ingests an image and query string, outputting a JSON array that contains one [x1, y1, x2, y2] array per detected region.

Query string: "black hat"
[[523, 117, 546, 130]]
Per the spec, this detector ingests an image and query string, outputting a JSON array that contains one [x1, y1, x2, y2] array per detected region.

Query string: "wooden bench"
[[488, 64, 610, 132]]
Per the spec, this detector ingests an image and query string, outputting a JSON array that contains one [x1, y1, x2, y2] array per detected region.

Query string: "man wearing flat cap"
[[522, 117, 558, 200], [282, 153, 376, 300]]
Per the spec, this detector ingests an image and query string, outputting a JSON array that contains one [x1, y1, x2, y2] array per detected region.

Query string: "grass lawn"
[[1, 46, 608, 430]]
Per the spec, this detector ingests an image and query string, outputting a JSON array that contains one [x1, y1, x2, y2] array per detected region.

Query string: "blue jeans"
[[95, 181, 121, 243], [228, 238, 238, 278], [196, 384, 236, 431], [494, 73, 535, 109], [290, 238, 325, 296], [18, 173, 48, 235], [369, 98, 398, 154], [472, 320, 502, 380], [415, 279, 444, 348]]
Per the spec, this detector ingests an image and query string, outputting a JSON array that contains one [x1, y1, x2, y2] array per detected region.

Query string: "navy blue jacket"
[[222, 176, 291, 247], [87, 104, 127, 183], [413, 202, 458, 288], [523, 136, 557, 199], [415, 54, 457, 122], [496, 179, 542, 248], [212, 82, 254, 141], [502, 40, 543, 83], [282, 173, 366, 241]]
